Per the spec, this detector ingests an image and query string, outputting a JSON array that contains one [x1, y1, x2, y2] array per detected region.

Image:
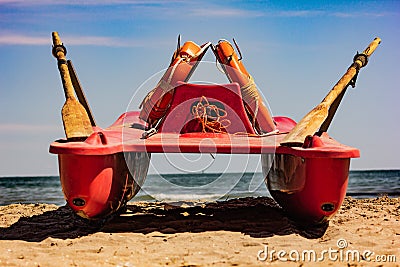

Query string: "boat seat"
[[159, 82, 255, 134]]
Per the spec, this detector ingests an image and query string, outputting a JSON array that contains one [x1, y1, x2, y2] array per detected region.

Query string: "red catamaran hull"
[[50, 83, 359, 223]]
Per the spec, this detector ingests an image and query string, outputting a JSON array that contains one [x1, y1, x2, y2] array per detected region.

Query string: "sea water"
[[0, 170, 399, 206]]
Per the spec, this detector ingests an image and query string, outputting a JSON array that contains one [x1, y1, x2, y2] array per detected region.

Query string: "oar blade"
[[67, 60, 96, 127], [62, 98, 94, 140], [280, 105, 329, 146]]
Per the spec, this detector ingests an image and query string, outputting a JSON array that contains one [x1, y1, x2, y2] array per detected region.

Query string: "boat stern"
[[58, 152, 148, 219]]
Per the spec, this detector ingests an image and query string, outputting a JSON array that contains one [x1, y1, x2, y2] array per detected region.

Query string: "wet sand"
[[0, 196, 399, 266]]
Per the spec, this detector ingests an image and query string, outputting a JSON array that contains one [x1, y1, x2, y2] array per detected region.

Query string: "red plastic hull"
[[58, 152, 149, 218], [262, 154, 350, 223]]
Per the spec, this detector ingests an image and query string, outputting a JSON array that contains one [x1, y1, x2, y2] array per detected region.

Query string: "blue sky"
[[0, 0, 399, 176]]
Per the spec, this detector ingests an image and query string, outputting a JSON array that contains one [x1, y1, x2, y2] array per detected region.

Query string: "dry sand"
[[0, 196, 399, 266]]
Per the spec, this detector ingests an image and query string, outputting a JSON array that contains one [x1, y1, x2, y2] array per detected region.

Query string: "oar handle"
[[322, 37, 381, 106], [318, 37, 381, 133], [352, 37, 381, 69], [52, 32, 75, 100], [362, 37, 381, 57], [281, 37, 381, 146]]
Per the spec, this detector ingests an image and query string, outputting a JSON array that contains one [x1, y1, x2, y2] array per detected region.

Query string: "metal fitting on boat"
[[72, 198, 86, 207], [321, 203, 335, 212]]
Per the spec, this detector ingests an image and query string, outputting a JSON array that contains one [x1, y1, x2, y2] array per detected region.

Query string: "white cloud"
[[273, 10, 324, 17], [0, 0, 180, 6], [0, 34, 48, 45], [0, 33, 165, 47], [188, 8, 264, 18], [332, 12, 388, 18], [0, 123, 60, 133], [187, 7, 393, 19]]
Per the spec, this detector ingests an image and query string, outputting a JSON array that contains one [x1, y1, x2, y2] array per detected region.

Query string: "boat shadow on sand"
[[0, 197, 328, 242]]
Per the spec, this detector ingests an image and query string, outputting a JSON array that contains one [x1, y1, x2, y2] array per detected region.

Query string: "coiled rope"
[[191, 96, 231, 133]]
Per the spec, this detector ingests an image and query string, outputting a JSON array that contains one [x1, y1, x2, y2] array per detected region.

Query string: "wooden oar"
[[52, 32, 93, 140], [280, 37, 381, 147], [67, 60, 96, 126]]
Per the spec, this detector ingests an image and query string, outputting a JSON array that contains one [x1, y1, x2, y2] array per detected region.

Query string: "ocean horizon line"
[[1, 168, 400, 179]]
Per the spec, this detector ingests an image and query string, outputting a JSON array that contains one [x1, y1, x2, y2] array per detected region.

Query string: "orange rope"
[[191, 96, 282, 137], [191, 96, 231, 133]]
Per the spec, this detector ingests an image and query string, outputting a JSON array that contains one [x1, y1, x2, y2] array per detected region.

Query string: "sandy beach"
[[0, 196, 399, 266]]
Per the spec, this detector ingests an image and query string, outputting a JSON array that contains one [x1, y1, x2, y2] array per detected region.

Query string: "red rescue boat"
[[49, 32, 380, 224]]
